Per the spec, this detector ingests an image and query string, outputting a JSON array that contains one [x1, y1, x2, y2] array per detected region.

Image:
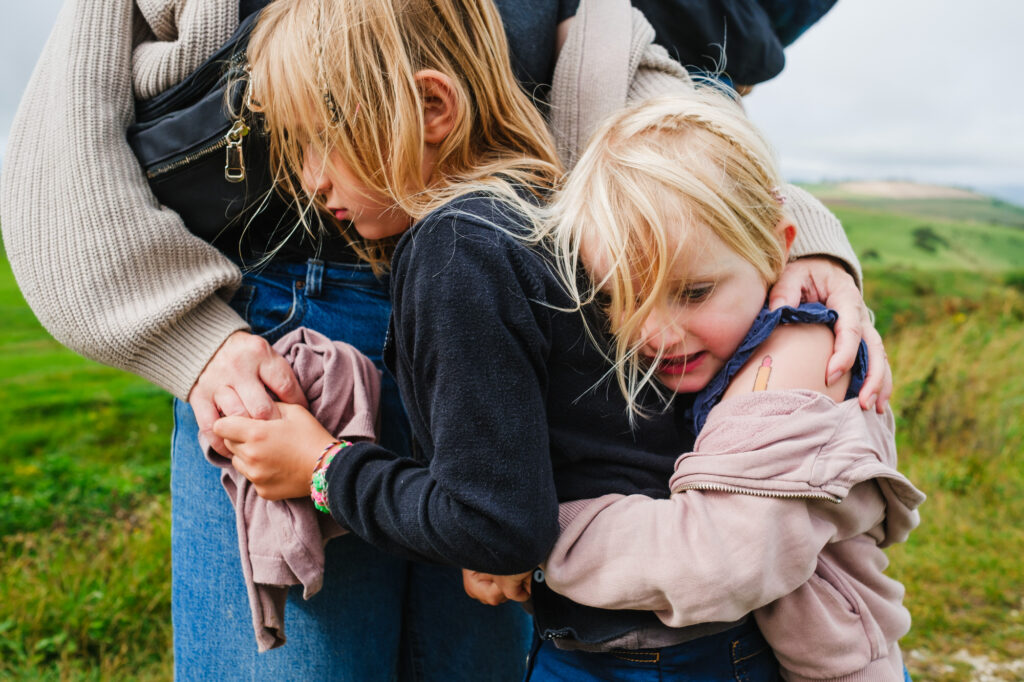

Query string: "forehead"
[[667, 224, 735, 280]]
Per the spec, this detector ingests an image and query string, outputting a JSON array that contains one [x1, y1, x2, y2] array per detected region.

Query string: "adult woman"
[[1, 0, 877, 679]]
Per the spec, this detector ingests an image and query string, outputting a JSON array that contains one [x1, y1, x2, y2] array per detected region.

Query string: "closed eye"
[[675, 283, 714, 303]]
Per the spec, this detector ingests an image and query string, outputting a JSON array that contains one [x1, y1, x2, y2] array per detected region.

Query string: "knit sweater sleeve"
[[0, 0, 246, 399]]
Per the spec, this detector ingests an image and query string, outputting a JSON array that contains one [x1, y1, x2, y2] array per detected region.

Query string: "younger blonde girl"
[[515, 92, 924, 680]]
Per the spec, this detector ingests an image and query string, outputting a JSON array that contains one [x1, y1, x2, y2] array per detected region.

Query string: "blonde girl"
[[509, 92, 923, 680], [221, 0, 562, 676]]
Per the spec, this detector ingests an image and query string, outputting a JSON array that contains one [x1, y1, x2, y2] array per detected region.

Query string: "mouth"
[[652, 351, 706, 376], [325, 205, 349, 221]]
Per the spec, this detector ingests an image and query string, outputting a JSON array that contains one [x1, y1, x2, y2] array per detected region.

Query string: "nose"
[[301, 145, 331, 198], [640, 308, 685, 355]]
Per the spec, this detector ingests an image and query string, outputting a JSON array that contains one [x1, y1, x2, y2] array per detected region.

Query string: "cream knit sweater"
[[1, 0, 860, 401], [1, 0, 245, 399]]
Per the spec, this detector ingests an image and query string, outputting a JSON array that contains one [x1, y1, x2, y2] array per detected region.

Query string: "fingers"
[[211, 414, 259, 444], [825, 323, 862, 389], [462, 571, 509, 606], [261, 359, 307, 408], [213, 385, 249, 418], [767, 265, 805, 311], [232, 380, 280, 421], [858, 320, 892, 413], [191, 398, 228, 456], [499, 577, 532, 603], [821, 271, 865, 386]]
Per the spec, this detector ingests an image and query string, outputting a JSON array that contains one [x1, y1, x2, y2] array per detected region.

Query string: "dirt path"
[[834, 181, 982, 200]]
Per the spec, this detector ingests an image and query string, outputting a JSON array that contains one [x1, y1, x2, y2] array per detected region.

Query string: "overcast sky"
[[2, 0, 1022, 202], [743, 0, 1024, 199]]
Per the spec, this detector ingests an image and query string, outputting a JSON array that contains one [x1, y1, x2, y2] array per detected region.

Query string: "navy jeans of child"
[[525, 618, 779, 681], [171, 258, 532, 680]]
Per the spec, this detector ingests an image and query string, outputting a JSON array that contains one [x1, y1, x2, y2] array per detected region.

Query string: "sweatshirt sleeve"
[[325, 209, 560, 573], [544, 490, 840, 628], [0, 0, 247, 400], [542, 392, 878, 628]]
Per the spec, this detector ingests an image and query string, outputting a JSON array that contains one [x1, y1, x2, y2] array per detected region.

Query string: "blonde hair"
[[246, 0, 561, 270], [538, 90, 789, 416]]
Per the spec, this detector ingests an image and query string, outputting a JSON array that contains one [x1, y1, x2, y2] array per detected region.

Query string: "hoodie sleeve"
[[543, 392, 916, 628]]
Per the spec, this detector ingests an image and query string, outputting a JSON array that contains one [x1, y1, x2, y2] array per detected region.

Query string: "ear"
[[414, 70, 458, 145], [776, 218, 797, 260]]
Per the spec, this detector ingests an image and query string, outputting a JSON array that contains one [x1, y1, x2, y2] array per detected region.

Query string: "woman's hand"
[[768, 257, 892, 412], [188, 331, 308, 456], [213, 402, 335, 500], [461, 569, 533, 606]]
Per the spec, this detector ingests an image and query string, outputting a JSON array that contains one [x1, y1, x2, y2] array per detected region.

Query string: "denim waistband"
[[235, 257, 390, 292]]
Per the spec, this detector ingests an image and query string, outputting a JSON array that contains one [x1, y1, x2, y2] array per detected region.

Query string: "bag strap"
[[549, 0, 634, 168]]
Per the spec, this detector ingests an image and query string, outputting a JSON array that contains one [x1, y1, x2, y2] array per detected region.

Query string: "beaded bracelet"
[[310, 440, 351, 514]]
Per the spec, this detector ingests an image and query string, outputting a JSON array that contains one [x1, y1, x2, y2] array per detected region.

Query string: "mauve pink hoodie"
[[544, 390, 925, 681]]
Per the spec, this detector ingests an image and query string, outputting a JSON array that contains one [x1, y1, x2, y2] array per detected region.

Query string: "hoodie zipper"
[[674, 482, 842, 504]]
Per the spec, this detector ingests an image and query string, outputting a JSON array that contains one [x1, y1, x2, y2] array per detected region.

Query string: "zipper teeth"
[[146, 137, 228, 179], [676, 482, 842, 504]]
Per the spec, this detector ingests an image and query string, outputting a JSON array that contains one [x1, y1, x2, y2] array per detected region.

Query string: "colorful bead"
[[311, 440, 351, 514]]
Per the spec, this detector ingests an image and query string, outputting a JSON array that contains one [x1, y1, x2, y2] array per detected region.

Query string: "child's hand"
[[213, 402, 336, 500], [461, 569, 533, 606]]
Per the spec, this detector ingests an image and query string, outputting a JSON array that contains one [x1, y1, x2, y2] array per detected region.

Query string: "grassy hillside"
[[1, 186, 1023, 679], [801, 182, 1024, 229]]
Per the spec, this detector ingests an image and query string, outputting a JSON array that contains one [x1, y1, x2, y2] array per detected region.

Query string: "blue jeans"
[[171, 258, 532, 680], [525, 619, 779, 681]]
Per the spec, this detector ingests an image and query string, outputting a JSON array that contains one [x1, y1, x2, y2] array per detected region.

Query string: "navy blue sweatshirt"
[[325, 194, 693, 639]]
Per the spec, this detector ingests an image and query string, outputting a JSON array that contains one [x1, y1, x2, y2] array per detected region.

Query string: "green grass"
[[879, 285, 1024, 676], [0, 500, 172, 680], [833, 204, 1024, 272], [0, 249, 174, 677], [2, 188, 1024, 678]]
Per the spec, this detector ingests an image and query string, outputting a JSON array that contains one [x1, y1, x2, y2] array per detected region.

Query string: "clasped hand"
[[213, 401, 336, 500]]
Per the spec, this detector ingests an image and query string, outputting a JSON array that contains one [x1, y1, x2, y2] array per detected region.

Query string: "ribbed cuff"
[[133, 295, 250, 399], [558, 499, 598, 532]]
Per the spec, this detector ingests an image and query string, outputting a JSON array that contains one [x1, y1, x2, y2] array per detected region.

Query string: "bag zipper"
[[674, 481, 842, 504], [145, 118, 250, 183]]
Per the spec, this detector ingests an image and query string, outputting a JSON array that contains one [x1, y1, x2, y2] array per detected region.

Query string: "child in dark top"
[[213, 0, 895, 676], [466, 92, 923, 680]]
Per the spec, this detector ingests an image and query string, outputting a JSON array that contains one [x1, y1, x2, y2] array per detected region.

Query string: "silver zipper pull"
[[224, 119, 250, 183]]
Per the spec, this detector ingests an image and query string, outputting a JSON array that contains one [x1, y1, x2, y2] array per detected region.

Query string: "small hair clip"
[[770, 187, 787, 205]]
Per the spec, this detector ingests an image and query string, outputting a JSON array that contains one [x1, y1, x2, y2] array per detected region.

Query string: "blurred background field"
[[1, 182, 1023, 679]]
